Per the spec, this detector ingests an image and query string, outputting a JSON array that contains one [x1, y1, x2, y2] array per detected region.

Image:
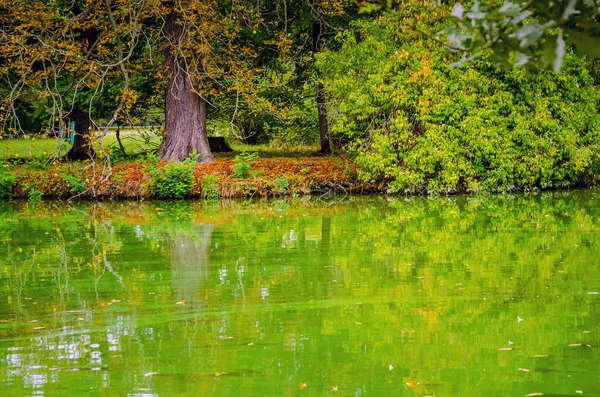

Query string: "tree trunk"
[[65, 107, 95, 160], [312, 20, 331, 155], [160, 8, 214, 163]]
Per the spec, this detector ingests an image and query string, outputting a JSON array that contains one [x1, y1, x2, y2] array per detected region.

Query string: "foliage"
[[0, 168, 16, 198], [26, 185, 43, 204], [201, 175, 220, 200], [24, 156, 51, 170], [58, 169, 87, 194], [318, 4, 600, 193], [233, 151, 260, 178], [150, 159, 196, 199], [445, 0, 600, 72], [273, 177, 290, 195]]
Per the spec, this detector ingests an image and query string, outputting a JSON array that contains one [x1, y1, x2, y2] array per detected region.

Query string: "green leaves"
[[445, 0, 600, 71], [319, 6, 600, 193]]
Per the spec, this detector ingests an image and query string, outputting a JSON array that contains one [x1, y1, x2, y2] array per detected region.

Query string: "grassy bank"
[[0, 155, 376, 201]]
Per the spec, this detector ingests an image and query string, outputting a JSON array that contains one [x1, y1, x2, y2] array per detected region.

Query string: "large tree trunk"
[[312, 20, 331, 155], [65, 107, 95, 160], [160, 9, 214, 163]]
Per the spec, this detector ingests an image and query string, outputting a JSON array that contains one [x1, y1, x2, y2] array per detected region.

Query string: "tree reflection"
[[168, 224, 215, 308]]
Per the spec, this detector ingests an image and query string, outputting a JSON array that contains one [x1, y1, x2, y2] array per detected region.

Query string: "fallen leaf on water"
[[519, 368, 530, 372], [583, 331, 590, 333], [526, 393, 543, 396], [175, 300, 185, 305], [247, 342, 254, 346], [299, 382, 307, 390], [576, 391, 583, 394], [405, 381, 420, 387], [213, 372, 222, 377], [355, 322, 363, 325], [324, 266, 333, 268], [498, 348, 513, 351], [148, 292, 155, 295], [144, 372, 158, 377], [33, 326, 45, 330], [332, 385, 338, 391], [585, 344, 592, 348], [570, 344, 582, 347], [110, 299, 121, 303]]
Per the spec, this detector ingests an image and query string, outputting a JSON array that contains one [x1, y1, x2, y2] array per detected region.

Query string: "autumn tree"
[[0, 0, 263, 163]]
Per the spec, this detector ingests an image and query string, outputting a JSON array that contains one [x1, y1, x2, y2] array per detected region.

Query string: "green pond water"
[[0, 192, 599, 396]]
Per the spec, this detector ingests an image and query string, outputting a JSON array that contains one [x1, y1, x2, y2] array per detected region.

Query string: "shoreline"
[[2, 156, 596, 201]]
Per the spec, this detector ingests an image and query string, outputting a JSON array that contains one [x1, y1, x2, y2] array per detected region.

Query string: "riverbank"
[[1, 156, 382, 200]]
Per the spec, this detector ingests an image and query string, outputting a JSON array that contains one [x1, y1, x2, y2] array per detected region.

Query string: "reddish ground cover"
[[10, 157, 382, 199]]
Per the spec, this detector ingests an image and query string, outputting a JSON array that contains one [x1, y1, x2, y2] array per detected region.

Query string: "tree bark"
[[65, 107, 95, 160], [160, 8, 214, 163], [312, 20, 331, 155]]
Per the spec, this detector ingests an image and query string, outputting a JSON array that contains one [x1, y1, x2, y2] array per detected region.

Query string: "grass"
[[1, 128, 322, 162]]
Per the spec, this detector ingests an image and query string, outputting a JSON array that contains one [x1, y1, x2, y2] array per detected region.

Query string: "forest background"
[[0, 0, 599, 199]]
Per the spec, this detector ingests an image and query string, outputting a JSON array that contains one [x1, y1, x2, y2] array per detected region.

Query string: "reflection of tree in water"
[[167, 224, 215, 308]]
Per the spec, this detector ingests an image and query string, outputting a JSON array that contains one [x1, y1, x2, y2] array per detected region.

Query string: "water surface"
[[1, 192, 599, 396]]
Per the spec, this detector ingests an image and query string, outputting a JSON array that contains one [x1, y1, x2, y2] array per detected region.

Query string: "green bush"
[[233, 151, 259, 178], [273, 177, 289, 195], [24, 156, 51, 170], [59, 171, 87, 194], [27, 186, 43, 204], [0, 169, 16, 198], [318, 3, 600, 193], [150, 159, 196, 198], [201, 175, 220, 200]]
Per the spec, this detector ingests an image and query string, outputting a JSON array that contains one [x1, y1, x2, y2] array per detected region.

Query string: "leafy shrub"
[[59, 171, 87, 194], [273, 177, 289, 195], [27, 186, 43, 204], [318, 3, 600, 193], [201, 175, 220, 200], [24, 156, 51, 170], [233, 151, 259, 178], [0, 169, 16, 198], [150, 158, 196, 198]]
